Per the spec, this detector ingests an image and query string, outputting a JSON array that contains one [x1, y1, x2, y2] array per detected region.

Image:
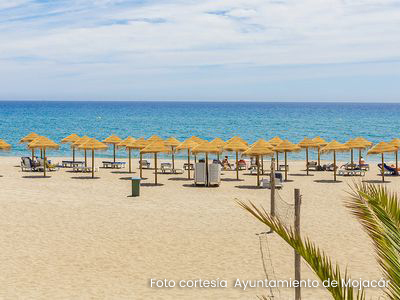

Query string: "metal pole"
[[294, 188, 301, 300]]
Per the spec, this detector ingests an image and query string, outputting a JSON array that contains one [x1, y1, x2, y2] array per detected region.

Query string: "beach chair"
[[20, 157, 35, 171], [359, 163, 370, 171], [194, 162, 207, 186], [261, 173, 283, 189], [378, 164, 399, 176], [278, 164, 289, 171], [208, 163, 221, 186], [173, 168, 184, 174], [307, 161, 318, 171], [161, 163, 173, 174], [183, 163, 194, 170], [139, 160, 150, 169]]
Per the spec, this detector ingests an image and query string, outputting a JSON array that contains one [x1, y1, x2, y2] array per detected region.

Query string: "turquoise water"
[[0, 101, 399, 161]]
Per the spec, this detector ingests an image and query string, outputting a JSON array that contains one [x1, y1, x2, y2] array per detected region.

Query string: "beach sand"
[[0, 156, 394, 299]]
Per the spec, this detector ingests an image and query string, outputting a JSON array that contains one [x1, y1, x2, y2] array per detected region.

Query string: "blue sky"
[[0, 0, 399, 102]]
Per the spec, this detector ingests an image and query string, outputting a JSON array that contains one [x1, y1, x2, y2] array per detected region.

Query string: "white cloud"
[[0, 0, 399, 100]]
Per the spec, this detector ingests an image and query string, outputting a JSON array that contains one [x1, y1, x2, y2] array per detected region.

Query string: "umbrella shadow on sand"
[[168, 177, 193, 181], [221, 178, 244, 182], [290, 173, 314, 177], [140, 183, 164, 187], [22, 175, 51, 179], [182, 184, 218, 188], [70, 176, 100, 180], [111, 170, 135, 174], [362, 179, 391, 184], [314, 179, 343, 183], [119, 176, 148, 181], [235, 185, 263, 190]]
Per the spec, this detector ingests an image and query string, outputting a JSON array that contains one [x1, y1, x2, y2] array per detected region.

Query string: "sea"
[[0, 101, 399, 161]]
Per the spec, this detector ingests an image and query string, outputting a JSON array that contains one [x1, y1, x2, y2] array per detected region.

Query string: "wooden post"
[[140, 152, 143, 179], [359, 149, 362, 169], [396, 151, 398, 171], [284, 151, 288, 181], [31, 149, 35, 161], [382, 153, 385, 182], [92, 148, 95, 178], [84, 150, 87, 167], [306, 147, 309, 175], [276, 151, 279, 169], [187, 149, 191, 179], [73, 147, 75, 162], [128, 148, 132, 173], [43, 148, 46, 177], [270, 157, 275, 218], [351, 148, 354, 166], [40, 148, 43, 159], [206, 153, 209, 187], [317, 148, 321, 167], [256, 156, 260, 187], [172, 147, 175, 170], [294, 188, 301, 300], [155, 153, 158, 185], [333, 150, 337, 182], [113, 144, 116, 162], [236, 151, 239, 180], [261, 156, 264, 174]]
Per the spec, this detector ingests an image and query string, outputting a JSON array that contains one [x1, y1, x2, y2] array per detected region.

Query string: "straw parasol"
[[345, 139, 371, 168], [390, 138, 400, 170], [187, 136, 204, 144], [28, 136, 59, 177], [126, 138, 150, 178], [269, 136, 283, 168], [250, 139, 273, 173], [176, 139, 199, 179], [368, 142, 397, 182], [226, 136, 248, 145], [243, 144, 274, 187], [72, 136, 90, 166], [0, 139, 11, 151], [147, 135, 163, 142], [61, 134, 80, 162], [312, 136, 328, 167], [78, 138, 108, 178], [164, 137, 181, 170], [273, 140, 300, 181], [298, 138, 319, 175], [20, 132, 39, 159], [141, 141, 170, 185], [210, 138, 226, 161], [192, 142, 222, 186], [118, 136, 136, 173], [353, 137, 373, 167], [223, 140, 248, 180], [320, 140, 349, 182], [102, 135, 122, 162]]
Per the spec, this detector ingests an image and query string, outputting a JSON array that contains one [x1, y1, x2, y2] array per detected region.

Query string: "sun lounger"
[[338, 169, 366, 176], [20, 157, 36, 171], [102, 161, 126, 169], [261, 173, 283, 189], [208, 163, 221, 186], [194, 162, 207, 186], [183, 163, 194, 170], [37, 158, 59, 171], [359, 163, 370, 171], [161, 163, 173, 174], [139, 160, 150, 169], [378, 164, 399, 176], [73, 165, 98, 173], [307, 161, 318, 171], [61, 160, 85, 168], [278, 164, 289, 171], [173, 168, 184, 174]]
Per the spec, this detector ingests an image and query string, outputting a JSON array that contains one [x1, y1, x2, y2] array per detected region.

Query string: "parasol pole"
[[284, 151, 288, 181], [236, 151, 239, 180], [172, 146, 175, 170], [73, 147, 75, 162], [113, 144, 116, 162], [381, 153, 385, 182], [155, 153, 158, 184], [128, 148, 132, 173], [261, 156, 264, 174], [396, 150, 398, 171], [317, 147, 321, 167], [359, 149, 362, 168], [333, 150, 337, 182], [187, 149, 191, 179], [276, 151, 279, 169], [206, 153, 209, 187], [306, 147, 309, 175], [140, 152, 143, 179], [351, 148, 354, 166], [84, 150, 87, 167], [43, 148, 46, 177], [92, 148, 95, 178], [257, 156, 260, 187], [31, 149, 35, 161]]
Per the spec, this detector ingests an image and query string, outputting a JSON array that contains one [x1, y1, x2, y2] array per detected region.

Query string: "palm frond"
[[238, 200, 365, 300], [347, 183, 400, 299]]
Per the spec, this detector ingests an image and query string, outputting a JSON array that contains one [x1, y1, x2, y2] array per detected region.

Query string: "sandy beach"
[[0, 156, 394, 299]]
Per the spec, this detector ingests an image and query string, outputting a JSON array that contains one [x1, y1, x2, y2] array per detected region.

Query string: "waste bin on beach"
[[130, 177, 141, 197]]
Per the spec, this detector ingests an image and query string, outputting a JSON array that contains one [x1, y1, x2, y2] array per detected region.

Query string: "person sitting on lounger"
[[360, 156, 366, 165], [222, 156, 231, 169]]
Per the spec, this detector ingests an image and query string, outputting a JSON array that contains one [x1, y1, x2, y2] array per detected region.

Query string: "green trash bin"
[[130, 177, 141, 197]]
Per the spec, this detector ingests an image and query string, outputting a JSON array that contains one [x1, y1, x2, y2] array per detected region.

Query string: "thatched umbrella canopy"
[[78, 138, 108, 178], [273, 140, 300, 181], [126, 138, 150, 178], [298, 138, 319, 175], [269, 136, 283, 168], [312, 136, 328, 167], [164, 137, 181, 170], [102, 135, 122, 162], [243, 144, 274, 187], [192, 142, 222, 186], [0, 139, 11, 151], [147, 135, 163, 142], [61, 134, 80, 162], [227, 136, 248, 145], [72, 136, 90, 166], [118, 137, 136, 173], [250, 139, 273, 173], [390, 138, 400, 170], [28, 136, 59, 177], [141, 141, 170, 185], [345, 139, 371, 167], [352, 137, 373, 166], [20, 132, 39, 159], [223, 140, 248, 180], [320, 140, 349, 182], [210, 138, 226, 161], [176, 139, 199, 179], [368, 142, 397, 182], [187, 136, 204, 144]]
